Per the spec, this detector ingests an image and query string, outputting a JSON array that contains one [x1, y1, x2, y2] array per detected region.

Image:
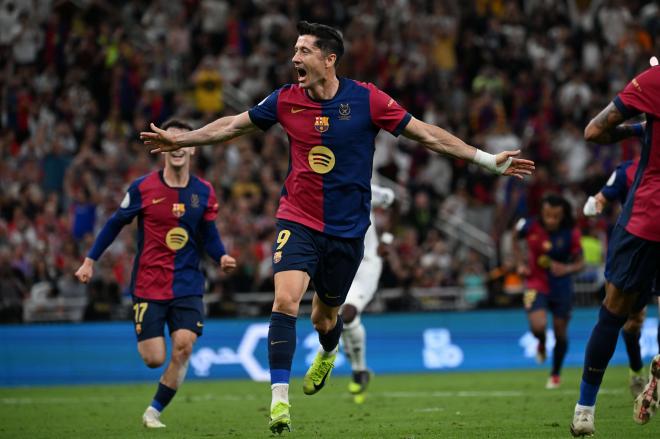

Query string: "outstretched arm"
[[140, 111, 259, 153], [583, 103, 644, 144], [75, 214, 129, 283], [401, 117, 535, 179]]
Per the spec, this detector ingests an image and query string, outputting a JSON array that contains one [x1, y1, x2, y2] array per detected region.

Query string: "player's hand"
[[583, 195, 604, 216], [140, 123, 181, 153], [550, 261, 569, 277], [74, 258, 94, 283], [495, 150, 535, 179], [220, 255, 237, 273]]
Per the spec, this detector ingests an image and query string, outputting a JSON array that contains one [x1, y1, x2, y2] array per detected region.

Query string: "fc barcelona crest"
[[314, 116, 330, 133], [172, 203, 186, 218]]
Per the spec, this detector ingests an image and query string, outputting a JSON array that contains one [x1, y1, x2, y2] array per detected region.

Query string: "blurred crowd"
[[0, 0, 658, 322]]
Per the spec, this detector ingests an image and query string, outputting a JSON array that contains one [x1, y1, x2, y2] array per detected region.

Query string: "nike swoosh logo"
[[270, 340, 288, 345], [152, 197, 166, 204], [196, 322, 204, 328], [291, 108, 306, 113], [314, 368, 332, 391]]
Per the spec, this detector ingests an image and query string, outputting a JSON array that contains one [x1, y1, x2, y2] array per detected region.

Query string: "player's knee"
[[341, 304, 358, 325], [172, 342, 193, 363], [272, 295, 299, 315], [142, 352, 166, 368]]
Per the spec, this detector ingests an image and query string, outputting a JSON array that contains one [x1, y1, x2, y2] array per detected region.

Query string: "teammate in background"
[[141, 21, 534, 434], [570, 60, 660, 436], [75, 119, 237, 429], [513, 194, 584, 390], [341, 184, 395, 404], [583, 157, 660, 398]]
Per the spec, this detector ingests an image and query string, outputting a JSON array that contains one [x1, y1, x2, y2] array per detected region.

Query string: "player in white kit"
[[340, 184, 395, 403]]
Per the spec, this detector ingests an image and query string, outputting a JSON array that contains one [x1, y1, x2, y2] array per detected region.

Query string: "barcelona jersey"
[[517, 218, 582, 295], [88, 171, 225, 300], [248, 78, 411, 238], [613, 65, 660, 242]]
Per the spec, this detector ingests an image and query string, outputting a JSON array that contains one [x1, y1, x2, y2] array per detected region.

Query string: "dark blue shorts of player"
[[131, 295, 204, 342], [271, 219, 364, 307], [524, 288, 573, 319], [605, 224, 660, 308]]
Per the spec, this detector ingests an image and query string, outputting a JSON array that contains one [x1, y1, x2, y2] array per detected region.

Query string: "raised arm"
[[583, 102, 644, 144], [401, 116, 535, 179], [140, 111, 260, 153]]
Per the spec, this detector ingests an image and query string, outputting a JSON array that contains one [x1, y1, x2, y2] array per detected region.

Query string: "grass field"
[[0, 366, 657, 439]]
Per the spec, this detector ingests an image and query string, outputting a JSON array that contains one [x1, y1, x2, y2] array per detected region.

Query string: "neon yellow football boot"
[[303, 351, 336, 395], [269, 401, 291, 434]]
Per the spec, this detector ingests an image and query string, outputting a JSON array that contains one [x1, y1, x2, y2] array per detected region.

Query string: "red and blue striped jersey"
[[517, 218, 582, 294], [613, 65, 660, 242], [88, 171, 225, 300], [248, 78, 411, 238]]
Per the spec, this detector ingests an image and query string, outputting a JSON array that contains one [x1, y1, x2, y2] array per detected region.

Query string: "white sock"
[[320, 346, 338, 358], [575, 403, 595, 413], [271, 383, 289, 406], [341, 322, 366, 371]]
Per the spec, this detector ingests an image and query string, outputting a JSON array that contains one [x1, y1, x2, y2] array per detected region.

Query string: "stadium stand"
[[1, 0, 658, 322]]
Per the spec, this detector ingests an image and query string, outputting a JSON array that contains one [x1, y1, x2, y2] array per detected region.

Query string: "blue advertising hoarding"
[[1, 307, 658, 386]]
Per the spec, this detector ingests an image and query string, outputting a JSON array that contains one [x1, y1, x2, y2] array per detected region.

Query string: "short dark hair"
[[161, 118, 193, 131], [296, 21, 344, 65]]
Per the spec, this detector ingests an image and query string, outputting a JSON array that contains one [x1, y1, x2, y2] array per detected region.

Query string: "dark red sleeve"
[[614, 67, 660, 119], [367, 83, 412, 136]]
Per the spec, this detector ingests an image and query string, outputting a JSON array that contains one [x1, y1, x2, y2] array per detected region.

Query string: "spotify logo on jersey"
[[308, 146, 335, 174], [166, 227, 189, 251]]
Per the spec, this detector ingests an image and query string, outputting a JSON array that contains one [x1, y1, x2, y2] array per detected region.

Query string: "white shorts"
[[343, 255, 383, 313]]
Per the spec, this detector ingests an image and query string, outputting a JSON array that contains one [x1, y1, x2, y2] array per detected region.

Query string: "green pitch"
[[0, 366, 657, 438]]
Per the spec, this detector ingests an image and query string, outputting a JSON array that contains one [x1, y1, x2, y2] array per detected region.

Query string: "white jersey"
[[364, 184, 395, 259], [344, 184, 394, 311]]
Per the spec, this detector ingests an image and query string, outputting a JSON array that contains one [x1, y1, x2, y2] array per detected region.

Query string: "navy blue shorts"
[[524, 288, 573, 319], [272, 219, 364, 307], [605, 224, 660, 305], [131, 295, 204, 342]]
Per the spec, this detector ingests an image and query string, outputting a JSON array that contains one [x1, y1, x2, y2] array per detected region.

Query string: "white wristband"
[[583, 196, 598, 217], [473, 149, 512, 174]]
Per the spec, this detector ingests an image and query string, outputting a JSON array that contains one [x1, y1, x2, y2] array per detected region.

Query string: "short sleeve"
[[248, 89, 281, 131], [367, 83, 412, 136], [614, 67, 660, 119], [204, 185, 219, 221], [600, 161, 630, 203]]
